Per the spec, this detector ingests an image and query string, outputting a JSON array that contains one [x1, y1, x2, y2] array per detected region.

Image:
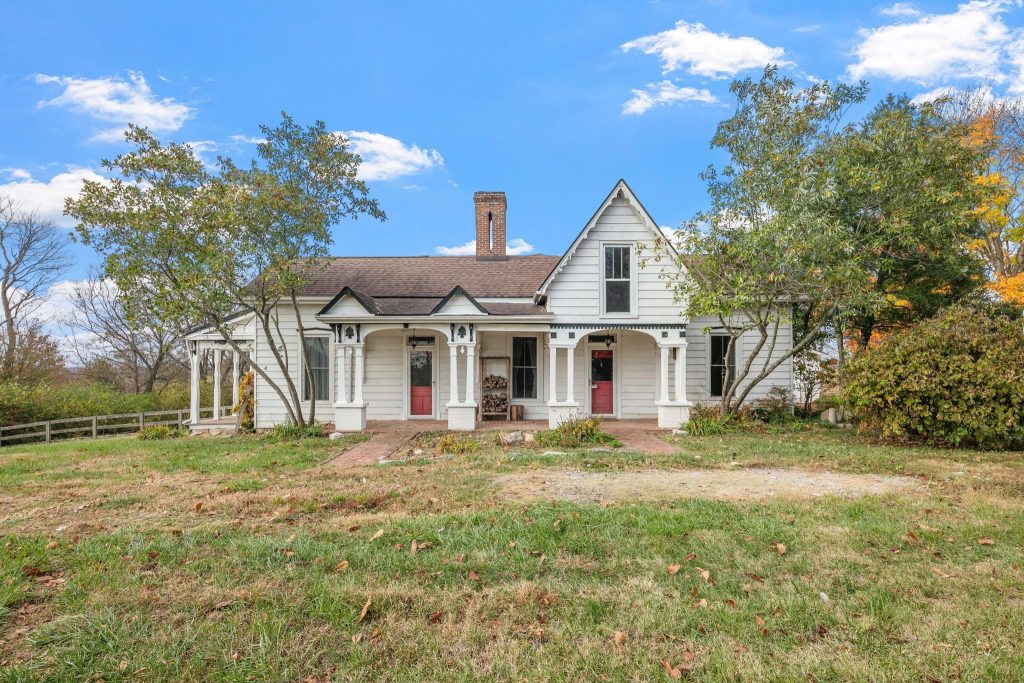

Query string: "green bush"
[[137, 425, 187, 440], [685, 404, 737, 437], [536, 416, 621, 449], [0, 381, 210, 427], [843, 305, 1024, 449]]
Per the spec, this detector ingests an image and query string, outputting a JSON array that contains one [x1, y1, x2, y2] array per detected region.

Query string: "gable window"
[[512, 336, 537, 399], [709, 335, 736, 398], [603, 244, 631, 314], [302, 336, 331, 402]]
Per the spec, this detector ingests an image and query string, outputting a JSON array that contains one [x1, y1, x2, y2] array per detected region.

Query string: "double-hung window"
[[512, 336, 537, 399], [709, 335, 736, 398], [302, 336, 331, 402], [603, 244, 632, 314]]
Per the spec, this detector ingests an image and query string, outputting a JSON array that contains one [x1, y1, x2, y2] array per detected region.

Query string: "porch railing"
[[0, 405, 233, 447]]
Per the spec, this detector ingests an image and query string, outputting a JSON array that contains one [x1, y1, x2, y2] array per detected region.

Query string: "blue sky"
[[3, 0, 1024, 297]]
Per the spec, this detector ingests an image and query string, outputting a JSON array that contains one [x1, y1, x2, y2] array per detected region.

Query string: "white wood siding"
[[546, 196, 682, 325]]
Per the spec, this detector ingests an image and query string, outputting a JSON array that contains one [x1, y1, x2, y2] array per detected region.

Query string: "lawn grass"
[[1, 427, 1022, 681]]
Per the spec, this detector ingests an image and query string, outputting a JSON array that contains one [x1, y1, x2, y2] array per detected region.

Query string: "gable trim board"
[[535, 178, 680, 302]]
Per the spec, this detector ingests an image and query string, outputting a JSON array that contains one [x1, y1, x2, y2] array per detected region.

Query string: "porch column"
[[465, 343, 476, 405], [674, 342, 688, 403], [189, 345, 201, 425], [212, 349, 223, 419], [659, 345, 670, 404], [449, 343, 459, 404], [548, 343, 558, 403], [565, 344, 575, 404], [334, 345, 348, 405], [353, 344, 364, 405], [231, 351, 241, 406]]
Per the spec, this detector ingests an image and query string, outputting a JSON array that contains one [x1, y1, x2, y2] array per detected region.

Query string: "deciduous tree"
[[67, 114, 385, 425]]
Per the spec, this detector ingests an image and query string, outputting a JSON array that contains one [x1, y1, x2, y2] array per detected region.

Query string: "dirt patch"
[[495, 467, 925, 503]]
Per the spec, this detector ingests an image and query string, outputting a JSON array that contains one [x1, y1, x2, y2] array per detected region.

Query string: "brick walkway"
[[325, 421, 436, 468], [326, 417, 678, 467], [599, 419, 679, 455]]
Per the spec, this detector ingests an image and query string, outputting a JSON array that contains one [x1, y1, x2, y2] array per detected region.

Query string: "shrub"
[[751, 386, 794, 423], [536, 416, 621, 448], [137, 425, 186, 440], [843, 305, 1024, 449], [434, 433, 482, 454], [685, 404, 737, 437], [266, 423, 327, 440], [0, 380, 211, 427]]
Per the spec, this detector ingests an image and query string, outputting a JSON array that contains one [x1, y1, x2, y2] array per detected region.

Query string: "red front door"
[[410, 350, 433, 416], [591, 350, 614, 415]]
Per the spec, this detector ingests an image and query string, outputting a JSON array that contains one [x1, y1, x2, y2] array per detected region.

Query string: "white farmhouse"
[[185, 180, 793, 431]]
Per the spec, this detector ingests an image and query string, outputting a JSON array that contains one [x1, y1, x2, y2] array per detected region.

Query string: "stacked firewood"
[[482, 374, 508, 389], [481, 392, 509, 414]]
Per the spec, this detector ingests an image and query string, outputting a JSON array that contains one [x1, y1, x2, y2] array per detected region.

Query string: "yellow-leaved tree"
[[942, 90, 1024, 309]]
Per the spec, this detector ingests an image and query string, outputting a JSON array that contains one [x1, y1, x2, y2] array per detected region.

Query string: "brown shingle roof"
[[298, 255, 560, 298]]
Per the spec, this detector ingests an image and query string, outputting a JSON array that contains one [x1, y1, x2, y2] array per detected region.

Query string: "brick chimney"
[[474, 191, 506, 261]]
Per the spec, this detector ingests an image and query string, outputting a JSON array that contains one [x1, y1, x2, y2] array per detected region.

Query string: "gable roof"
[[317, 286, 381, 316], [534, 178, 677, 299], [296, 254, 559, 299], [430, 285, 489, 315]]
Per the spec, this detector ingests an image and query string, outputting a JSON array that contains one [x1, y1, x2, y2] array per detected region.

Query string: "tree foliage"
[[938, 89, 1024, 310], [843, 305, 1024, 449], [66, 114, 384, 425], [671, 67, 991, 412]]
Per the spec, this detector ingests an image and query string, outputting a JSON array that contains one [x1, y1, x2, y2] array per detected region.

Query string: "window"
[[709, 335, 736, 398], [512, 336, 537, 399], [604, 244, 631, 313], [302, 337, 330, 402]]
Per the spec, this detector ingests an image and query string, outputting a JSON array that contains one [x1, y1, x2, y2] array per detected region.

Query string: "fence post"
[[92, 416, 98, 439], [138, 413, 145, 432], [177, 409, 184, 429], [45, 421, 51, 443]]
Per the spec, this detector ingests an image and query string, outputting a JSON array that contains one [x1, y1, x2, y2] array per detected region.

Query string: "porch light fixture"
[[410, 337, 418, 348], [604, 337, 612, 349]]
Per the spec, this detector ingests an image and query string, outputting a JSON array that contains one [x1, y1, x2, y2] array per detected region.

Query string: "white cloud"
[[339, 131, 443, 181], [0, 167, 105, 226], [230, 134, 266, 145], [880, 3, 922, 17], [622, 80, 719, 115], [436, 237, 534, 256], [622, 21, 790, 78], [35, 71, 193, 143], [848, 1, 1016, 85], [794, 24, 822, 34]]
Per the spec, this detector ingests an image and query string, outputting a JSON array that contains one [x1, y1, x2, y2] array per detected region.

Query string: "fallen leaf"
[[932, 567, 954, 579], [46, 541, 59, 550], [613, 630, 625, 647], [775, 543, 787, 555], [335, 560, 349, 572], [745, 572, 765, 583], [660, 660, 683, 679], [684, 552, 697, 561], [369, 529, 384, 541], [978, 538, 995, 546], [906, 529, 919, 543], [692, 598, 708, 609], [351, 633, 363, 643], [429, 611, 443, 624], [697, 568, 711, 583], [410, 540, 418, 555], [755, 614, 766, 628], [725, 598, 737, 608], [667, 564, 681, 575], [468, 570, 480, 581], [357, 597, 371, 623], [454, 553, 465, 563], [194, 502, 203, 512]]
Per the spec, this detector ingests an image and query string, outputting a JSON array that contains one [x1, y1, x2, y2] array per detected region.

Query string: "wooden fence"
[[0, 405, 233, 447]]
